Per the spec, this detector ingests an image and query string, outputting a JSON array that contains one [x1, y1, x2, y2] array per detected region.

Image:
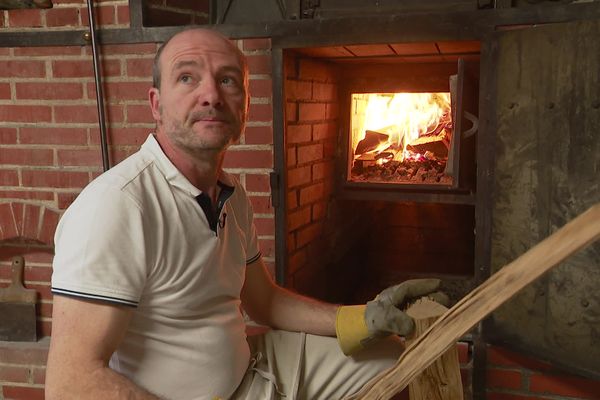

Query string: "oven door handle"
[[462, 111, 479, 139]]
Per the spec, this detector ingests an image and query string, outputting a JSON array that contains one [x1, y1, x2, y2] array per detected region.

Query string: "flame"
[[351, 92, 451, 160]]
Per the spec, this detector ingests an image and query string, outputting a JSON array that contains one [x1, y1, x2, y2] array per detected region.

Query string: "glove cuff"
[[335, 305, 369, 355]]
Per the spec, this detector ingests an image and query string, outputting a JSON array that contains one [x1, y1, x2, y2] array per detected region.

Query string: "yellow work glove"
[[335, 278, 444, 355]]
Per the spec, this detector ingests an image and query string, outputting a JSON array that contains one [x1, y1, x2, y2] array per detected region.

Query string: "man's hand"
[[335, 279, 445, 355]]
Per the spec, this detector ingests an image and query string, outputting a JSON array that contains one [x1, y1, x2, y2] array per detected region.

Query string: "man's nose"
[[197, 78, 223, 107]]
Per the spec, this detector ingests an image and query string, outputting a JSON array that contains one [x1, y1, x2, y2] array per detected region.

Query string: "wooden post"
[[405, 298, 463, 400]]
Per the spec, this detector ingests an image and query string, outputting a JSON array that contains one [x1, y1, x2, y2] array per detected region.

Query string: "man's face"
[[149, 30, 249, 155]]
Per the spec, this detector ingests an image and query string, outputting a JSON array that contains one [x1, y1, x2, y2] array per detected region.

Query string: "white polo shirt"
[[52, 134, 261, 400]]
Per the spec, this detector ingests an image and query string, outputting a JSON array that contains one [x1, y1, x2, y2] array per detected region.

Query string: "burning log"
[[355, 130, 390, 155], [406, 130, 450, 158]]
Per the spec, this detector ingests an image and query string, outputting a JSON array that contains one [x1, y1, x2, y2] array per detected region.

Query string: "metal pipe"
[[86, 0, 110, 172]]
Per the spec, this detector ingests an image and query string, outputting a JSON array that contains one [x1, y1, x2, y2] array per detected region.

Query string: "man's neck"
[[154, 132, 225, 197]]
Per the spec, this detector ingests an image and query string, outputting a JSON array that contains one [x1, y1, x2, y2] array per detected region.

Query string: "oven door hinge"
[[300, 0, 319, 19], [269, 171, 280, 207]]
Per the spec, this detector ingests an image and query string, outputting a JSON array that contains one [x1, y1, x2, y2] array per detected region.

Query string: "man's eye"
[[221, 77, 237, 86], [179, 75, 193, 84]]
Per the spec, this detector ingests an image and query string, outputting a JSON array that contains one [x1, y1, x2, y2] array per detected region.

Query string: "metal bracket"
[[300, 0, 319, 19]]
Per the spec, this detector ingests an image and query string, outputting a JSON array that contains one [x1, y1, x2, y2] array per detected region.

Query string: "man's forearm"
[[46, 365, 164, 400], [268, 285, 338, 336]]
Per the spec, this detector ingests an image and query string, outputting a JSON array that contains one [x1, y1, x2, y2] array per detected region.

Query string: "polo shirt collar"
[[141, 134, 234, 197]]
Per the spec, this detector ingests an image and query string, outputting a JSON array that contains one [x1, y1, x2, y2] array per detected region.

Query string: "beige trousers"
[[230, 330, 403, 400]]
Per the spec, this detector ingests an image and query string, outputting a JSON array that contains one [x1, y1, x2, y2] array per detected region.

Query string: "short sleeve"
[[52, 182, 149, 307]]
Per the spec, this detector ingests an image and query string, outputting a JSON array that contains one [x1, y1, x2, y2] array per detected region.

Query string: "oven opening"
[[349, 91, 453, 185]]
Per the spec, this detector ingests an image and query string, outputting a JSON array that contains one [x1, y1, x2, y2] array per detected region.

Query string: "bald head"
[[152, 28, 247, 90]]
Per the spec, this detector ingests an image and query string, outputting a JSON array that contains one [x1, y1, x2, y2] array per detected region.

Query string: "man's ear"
[[149, 87, 161, 122]]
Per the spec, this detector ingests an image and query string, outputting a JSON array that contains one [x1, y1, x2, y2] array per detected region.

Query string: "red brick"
[[117, 4, 130, 25], [286, 81, 312, 101], [299, 103, 326, 122], [249, 195, 272, 214], [297, 143, 323, 164], [249, 78, 272, 98], [326, 103, 339, 119], [246, 54, 271, 75], [81, 5, 115, 25], [106, 127, 151, 146], [312, 82, 336, 102], [98, 43, 157, 56], [486, 394, 542, 400], [245, 174, 270, 193], [287, 124, 311, 144], [13, 46, 81, 57], [25, 265, 53, 283], [102, 81, 150, 101], [248, 103, 273, 122], [286, 102, 297, 122], [223, 149, 272, 169], [11, 202, 24, 234], [0, 170, 19, 186], [242, 38, 271, 51], [529, 373, 600, 398], [52, 59, 120, 78], [39, 319, 52, 336], [296, 222, 323, 248], [287, 166, 311, 188], [457, 341, 470, 364], [0, 105, 52, 123], [54, 104, 123, 124], [486, 368, 523, 390], [487, 345, 554, 372], [22, 203, 41, 239], [20, 127, 88, 145], [254, 216, 274, 236], [299, 183, 324, 206], [312, 161, 333, 181], [0, 61, 45, 78], [0, 128, 17, 144], [298, 59, 336, 82], [126, 58, 154, 78], [0, 10, 4, 27], [313, 122, 336, 140], [2, 385, 45, 400], [0, 148, 54, 166], [0, 203, 19, 239], [57, 192, 80, 209], [288, 248, 307, 274], [0, 365, 29, 383], [288, 206, 311, 231], [312, 201, 326, 220], [32, 367, 46, 384], [126, 104, 153, 124], [45, 7, 80, 27], [288, 191, 298, 210], [0, 82, 10, 99], [0, 345, 48, 365], [22, 170, 89, 189], [16, 82, 84, 100], [0, 190, 54, 201], [7, 9, 43, 27], [243, 126, 272, 145], [38, 208, 60, 245], [287, 147, 296, 167], [258, 238, 275, 258], [57, 148, 102, 167]]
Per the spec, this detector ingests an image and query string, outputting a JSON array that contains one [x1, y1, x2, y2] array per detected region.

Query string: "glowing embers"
[[349, 92, 453, 185]]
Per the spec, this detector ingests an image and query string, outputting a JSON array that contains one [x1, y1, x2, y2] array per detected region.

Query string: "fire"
[[351, 92, 452, 162]]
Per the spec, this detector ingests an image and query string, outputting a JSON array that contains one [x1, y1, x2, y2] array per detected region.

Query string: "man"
[[45, 28, 442, 400]]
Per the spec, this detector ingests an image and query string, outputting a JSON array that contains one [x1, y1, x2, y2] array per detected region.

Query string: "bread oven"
[[276, 40, 480, 305]]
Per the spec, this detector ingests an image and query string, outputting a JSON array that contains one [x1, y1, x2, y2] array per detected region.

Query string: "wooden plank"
[[347, 203, 600, 400], [405, 298, 463, 400]]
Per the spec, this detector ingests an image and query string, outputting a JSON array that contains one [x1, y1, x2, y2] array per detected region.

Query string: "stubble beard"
[[159, 106, 241, 158]]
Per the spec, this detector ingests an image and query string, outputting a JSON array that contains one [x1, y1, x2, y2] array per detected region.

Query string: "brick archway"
[[0, 201, 60, 246]]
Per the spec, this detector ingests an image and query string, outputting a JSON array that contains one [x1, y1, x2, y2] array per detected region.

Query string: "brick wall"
[[1, 2, 600, 399]]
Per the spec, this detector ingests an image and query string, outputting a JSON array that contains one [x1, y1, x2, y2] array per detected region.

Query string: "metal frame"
[[1, 2, 600, 48]]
